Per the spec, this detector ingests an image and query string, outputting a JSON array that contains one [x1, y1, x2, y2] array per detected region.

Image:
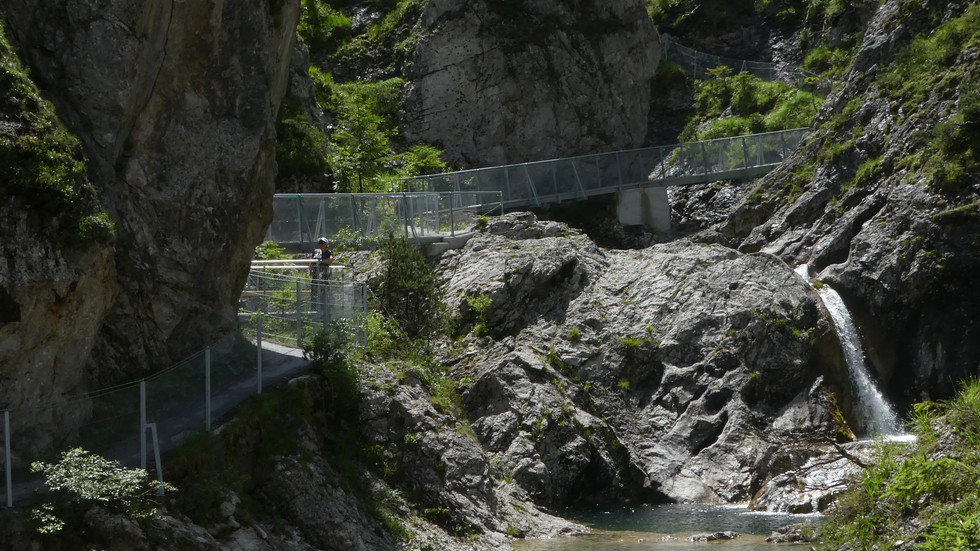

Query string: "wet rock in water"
[[689, 531, 739, 541], [767, 523, 815, 543]]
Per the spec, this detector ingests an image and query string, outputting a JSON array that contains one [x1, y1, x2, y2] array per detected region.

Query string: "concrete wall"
[[616, 187, 671, 232]]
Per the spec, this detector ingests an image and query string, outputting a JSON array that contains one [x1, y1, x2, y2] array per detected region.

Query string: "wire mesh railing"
[[401, 128, 807, 209], [661, 34, 815, 85], [660, 34, 831, 95], [1, 268, 368, 507], [238, 267, 368, 349], [265, 191, 504, 253]]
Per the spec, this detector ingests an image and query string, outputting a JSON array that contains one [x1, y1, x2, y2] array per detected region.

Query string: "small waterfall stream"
[[795, 266, 903, 437]]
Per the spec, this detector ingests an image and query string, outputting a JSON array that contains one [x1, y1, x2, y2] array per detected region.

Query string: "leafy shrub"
[[802, 42, 856, 79], [77, 211, 117, 242], [819, 378, 980, 549], [465, 293, 492, 337], [298, 0, 352, 53], [31, 448, 175, 534], [305, 325, 361, 424], [680, 67, 822, 142], [254, 240, 286, 260], [618, 335, 646, 348]]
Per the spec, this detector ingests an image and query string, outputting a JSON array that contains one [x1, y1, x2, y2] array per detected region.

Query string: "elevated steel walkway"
[[399, 128, 806, 211]]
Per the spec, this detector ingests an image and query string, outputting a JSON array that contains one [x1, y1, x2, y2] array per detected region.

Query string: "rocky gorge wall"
[[0, 0, 298, 435], [400, 0, 659, 168], [2, 0, 979, 547], [720, 0, 980, 408]]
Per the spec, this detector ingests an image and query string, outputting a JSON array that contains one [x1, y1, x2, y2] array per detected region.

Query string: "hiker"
[[310, 237, 333, 312]]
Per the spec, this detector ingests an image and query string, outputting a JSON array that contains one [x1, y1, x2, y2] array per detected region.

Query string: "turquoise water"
[[513, 504, 819, 550]]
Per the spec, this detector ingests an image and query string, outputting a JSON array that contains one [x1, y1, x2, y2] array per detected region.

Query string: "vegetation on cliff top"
[[0, 21, 114, 244], [679, 66, 822, 142], [819, 378, 980, 550]]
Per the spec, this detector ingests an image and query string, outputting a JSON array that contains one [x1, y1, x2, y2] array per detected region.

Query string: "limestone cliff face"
[[401, 0, 659, 168], [0, 201, 114, 445], [0, 0, 299, 391]]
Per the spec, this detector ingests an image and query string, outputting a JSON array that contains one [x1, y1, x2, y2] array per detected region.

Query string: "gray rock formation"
[[0, 0, 299, 417], [401, 0, 659, 168], [438, 213, 850, 506], [359, 365, 586, 545], [0, 199, 115, 447]]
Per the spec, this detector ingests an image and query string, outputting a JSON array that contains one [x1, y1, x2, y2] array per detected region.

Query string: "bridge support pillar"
[[616, 187, 671, 232]]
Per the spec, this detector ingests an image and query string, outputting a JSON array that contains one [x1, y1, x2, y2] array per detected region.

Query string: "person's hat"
[[318, 237, 329, 244]]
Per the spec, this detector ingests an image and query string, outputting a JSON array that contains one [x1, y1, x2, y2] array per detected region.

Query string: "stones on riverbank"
[[689, 530, 739, 542], [766, 523, 816, 543]]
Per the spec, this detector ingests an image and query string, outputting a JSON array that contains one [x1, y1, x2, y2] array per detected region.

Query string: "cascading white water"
[[795, 265, 903, 437]]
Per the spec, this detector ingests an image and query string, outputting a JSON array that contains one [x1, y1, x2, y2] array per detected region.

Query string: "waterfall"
[[795, 266, 903, 437]]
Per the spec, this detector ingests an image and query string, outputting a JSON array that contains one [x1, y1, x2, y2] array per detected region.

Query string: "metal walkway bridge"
[[399, 128, 807, 211], [267, 128, 808, 249]]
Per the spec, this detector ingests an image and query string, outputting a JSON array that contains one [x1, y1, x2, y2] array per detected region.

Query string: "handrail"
[[265, 190, 504, 252]]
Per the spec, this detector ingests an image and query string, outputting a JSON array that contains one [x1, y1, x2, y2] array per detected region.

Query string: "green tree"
[[324, 77, 446, 193], [327, 98, 394, 192], [326, 79, 403, 193], [376, 235, 446, 343]]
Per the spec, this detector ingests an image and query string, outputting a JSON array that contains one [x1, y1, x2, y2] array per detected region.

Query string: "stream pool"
[[513, 503, 820, 550]]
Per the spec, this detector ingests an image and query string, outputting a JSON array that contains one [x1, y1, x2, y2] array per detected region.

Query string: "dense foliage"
[[679, 66, 822, 142], [819, 378, 980, 550], [376, 235, 446, 343], [881, 3, 980, 194], [276, 0, 445, 193]]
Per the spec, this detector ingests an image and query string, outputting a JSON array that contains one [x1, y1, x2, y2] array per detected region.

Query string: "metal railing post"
[[449, 197, 456, 237], [700, 142, 710, 176], [296, 279, 303, 347], [403, 194, 410, 238], [659, 147, 667, 181], [296, 198, 304, 251], [362, 283, 369, 347], [140, 380, 147, 470], [616, 151, 624, 190], [571, 163, 586, 200], [4, 410, 11, 508], [594, 156, 601, 189], [145, 423, 165, 495], [256, 308, 263, 395], [205, 347, 212, 432]]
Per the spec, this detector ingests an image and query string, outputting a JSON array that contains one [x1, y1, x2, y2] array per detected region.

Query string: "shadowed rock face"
[[0, 0, 298, 424], [401, 0, 659, 168]]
